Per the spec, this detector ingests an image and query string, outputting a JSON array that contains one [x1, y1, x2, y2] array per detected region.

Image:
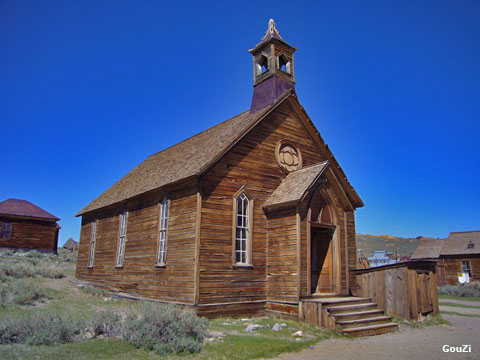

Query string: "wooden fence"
[[351, 260, 439, 321]]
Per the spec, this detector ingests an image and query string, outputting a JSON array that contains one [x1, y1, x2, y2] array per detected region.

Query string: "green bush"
[[122, 302, 208, 355], [0, 279, 47, 305], [0, 311, 83, 345], [0, 260, 64, 280], [82, 285, 108, 297], [438, 282, 480, 297], [92, 309, 122, 337]]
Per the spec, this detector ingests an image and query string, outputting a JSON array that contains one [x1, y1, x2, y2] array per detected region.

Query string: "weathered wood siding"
[[199, 102, 326, 313], [353, 261, 439, 321], [76, 185, 197, 304], [0, 218, 57, 252], [443, 256, 480, 285]]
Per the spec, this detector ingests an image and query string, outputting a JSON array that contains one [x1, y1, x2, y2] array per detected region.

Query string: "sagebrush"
[[123, 302, 209, 355], [438, 282, 480, 297], [0, 278, 47, 305]]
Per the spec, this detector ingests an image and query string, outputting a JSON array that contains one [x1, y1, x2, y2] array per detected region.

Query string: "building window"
[[462, 261, 472, 279], [116, 211, 127, 267], [157, 197, 168, 265], [1, 222, 11, 239], [233, 191, 253, 265], [88, 220, 97, 267]]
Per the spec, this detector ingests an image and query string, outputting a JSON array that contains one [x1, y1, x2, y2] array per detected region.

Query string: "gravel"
[[274, 315, 479, 360]]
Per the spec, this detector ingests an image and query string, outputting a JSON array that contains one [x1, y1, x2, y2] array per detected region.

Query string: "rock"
[[241, 318, 250, 322], [295, 338, 301, 341], [280, 323, 287, 328], [272, 323, 282, 331], [222, 322, 231, 326], [266, 324, 270, 329], [208, 331, 226, 338], [310, 345, 315, 349], [246, 324, 264, 332], [103, 297, 109, 302], [76, 284, 85, 289], [289, 327, 296, 331], [83, 331, 95, 340], [292, 330, 304, 337]]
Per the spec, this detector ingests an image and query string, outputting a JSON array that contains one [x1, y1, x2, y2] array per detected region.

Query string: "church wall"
[[198, 101, 326, 316], [76, 183, 197, 304]]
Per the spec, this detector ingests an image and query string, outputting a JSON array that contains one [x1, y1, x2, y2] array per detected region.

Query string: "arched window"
[[157, 197, 168, 265], [233, 190, 253, 265]]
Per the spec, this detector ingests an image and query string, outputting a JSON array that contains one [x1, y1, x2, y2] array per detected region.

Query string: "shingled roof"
[[0, 199, 59, 221], [440, 231, 480, 256], [411, 238, 446, 259], [263, 161, 329, 210], [77, 92, 291, 216]]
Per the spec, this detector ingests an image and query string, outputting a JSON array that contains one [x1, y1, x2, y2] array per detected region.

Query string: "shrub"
[[37, 265, 65, 279], [0, 311, 83, 345], [0, 279, 47, 305], [92, 309, 122, 337], [0, 260, 64, 280], [122, 302, 208, 355], [438, 282, 480, 297], [82, 285, 108, 297]]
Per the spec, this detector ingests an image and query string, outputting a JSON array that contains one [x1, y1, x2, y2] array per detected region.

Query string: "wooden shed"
[[0, 198, 60, 253], [76, 20, 366, 321], [412, 231, 480, 285]]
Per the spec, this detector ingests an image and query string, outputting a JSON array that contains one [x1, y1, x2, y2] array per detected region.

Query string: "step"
[[326, 302, 378, 314], [332, 309, 385, 321], [342, 322, 398, 338], [336, 315, 393, 330], [320, 298, 372, 308]]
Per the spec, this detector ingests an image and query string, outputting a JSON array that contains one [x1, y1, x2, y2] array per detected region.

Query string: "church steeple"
[[249, 19, 297, 113]]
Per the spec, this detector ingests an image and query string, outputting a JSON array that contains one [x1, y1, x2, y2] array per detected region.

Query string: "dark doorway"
[[311, 227, 334, 294]]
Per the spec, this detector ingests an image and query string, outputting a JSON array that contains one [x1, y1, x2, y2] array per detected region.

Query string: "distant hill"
[[356, 234, 429, 258]]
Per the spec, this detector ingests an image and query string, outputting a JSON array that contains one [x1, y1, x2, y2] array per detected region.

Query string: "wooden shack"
[[412, 231, 480, 285], [76, 20, 367, 322], [0, 198, 60, 253]]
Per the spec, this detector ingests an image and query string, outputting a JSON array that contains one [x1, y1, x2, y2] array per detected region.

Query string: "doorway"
[[310, 226, 334, 294]]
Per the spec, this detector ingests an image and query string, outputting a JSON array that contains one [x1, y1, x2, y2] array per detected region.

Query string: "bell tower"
[[249, 19, 297, 113]]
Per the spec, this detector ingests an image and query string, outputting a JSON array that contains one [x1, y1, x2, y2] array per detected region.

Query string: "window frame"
[[232, 188, 254, 266], [156, 197, 169, 267], [462, 260, 472, 278], [116, 210, 127, 267], [88, 220, 97, 268], [1, 222, 12, 239]]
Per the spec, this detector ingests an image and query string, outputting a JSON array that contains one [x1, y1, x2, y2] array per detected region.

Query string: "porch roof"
[[263, 161, 328, 210]]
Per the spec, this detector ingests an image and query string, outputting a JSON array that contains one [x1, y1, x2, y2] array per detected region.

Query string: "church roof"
[[77, 92, 291, 216], [263, 161, 329, 210], [249, 19, 297, 53], [0, 199, 59, 221]]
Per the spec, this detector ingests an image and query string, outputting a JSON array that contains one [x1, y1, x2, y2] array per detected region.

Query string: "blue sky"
[[1, 1, 479, 246]]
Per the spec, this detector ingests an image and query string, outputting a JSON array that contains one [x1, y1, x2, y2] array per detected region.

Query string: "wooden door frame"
[[307, 208, 340, 296]]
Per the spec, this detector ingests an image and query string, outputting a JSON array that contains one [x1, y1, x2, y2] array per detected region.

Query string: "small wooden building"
[[411, 231, 480, 285], [63, 238, 79, 252], [0, 198, 60, 253], [76, 20, 363, 318]]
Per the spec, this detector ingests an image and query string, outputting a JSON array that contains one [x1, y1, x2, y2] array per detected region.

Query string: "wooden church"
[[76, 20, 364, 319]]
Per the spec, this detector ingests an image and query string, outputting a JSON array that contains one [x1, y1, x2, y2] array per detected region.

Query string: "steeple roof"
[[250, 19, 296, 53]]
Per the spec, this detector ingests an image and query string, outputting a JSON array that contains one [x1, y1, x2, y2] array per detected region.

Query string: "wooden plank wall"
[[353, 261, 439, 321], [199, 102, 325, 314], [76, 185, 197, 304], [0, 218, 57, 252], [443, 256, 480, 285]]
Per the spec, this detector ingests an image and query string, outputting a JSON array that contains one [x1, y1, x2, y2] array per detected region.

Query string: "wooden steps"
[[299, 296, 398, 337]]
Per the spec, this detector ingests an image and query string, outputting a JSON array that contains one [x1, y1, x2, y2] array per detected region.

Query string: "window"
[[88, 220, 97, 267], [1, 222, 11, 239], [255, 54, 269, 76], [157, 198, 168, 265], [277, 53, 291, 74], [116, 211, 127, 267], [233, 191, 252, 265], [462, 261, 472, 279]]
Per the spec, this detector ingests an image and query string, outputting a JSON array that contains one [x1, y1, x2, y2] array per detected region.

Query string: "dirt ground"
[[274, 315, 479, 360]]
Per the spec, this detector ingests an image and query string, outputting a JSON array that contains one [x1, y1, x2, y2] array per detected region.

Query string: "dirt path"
[[274, 315, 479, 360], [439, 298, 480, 307], [439, 306, 480, 315]]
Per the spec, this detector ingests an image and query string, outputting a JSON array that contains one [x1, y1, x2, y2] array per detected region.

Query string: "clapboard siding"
[[76, 185, 197, 304], [443, 256, 480, 285], [0, 218, 57, 252], [199, 102, 325, 309]]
